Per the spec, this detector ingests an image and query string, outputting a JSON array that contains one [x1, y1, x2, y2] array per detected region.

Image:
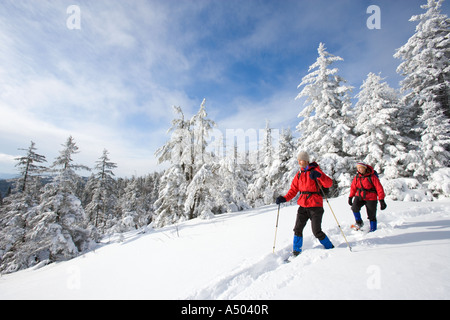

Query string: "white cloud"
[[0, 101, 163, 177], [217, 89, 300, 133], [0, 0, 201, 177], [0, 153, 18, 164]]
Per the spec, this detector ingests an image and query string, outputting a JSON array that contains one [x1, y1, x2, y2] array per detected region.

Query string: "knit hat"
[[356, 162, 368, 168], [297, 151, 310, 162]]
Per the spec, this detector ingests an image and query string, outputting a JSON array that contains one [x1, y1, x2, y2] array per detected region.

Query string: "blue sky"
[[0, 0, 448, 178]]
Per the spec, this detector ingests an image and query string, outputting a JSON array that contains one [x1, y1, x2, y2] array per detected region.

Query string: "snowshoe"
[[283, 251, 300, 263], [351, 220, 364, 231]]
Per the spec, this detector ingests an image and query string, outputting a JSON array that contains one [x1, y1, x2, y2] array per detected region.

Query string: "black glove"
[[380, 199, 387, 210], [348, 197, 353, 206], [310, 170, 321, 180], [276, 196, 286, 205]]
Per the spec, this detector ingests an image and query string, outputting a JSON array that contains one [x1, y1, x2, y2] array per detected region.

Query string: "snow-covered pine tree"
[[0, 190, 32, 274], [115, 176, 151, 233], [133, 172, 161, 229], [9, 141, 47, 213], [156, 106, 193, 182], [155, 100, 221, 225], [26, 136, 91, 265], [154, 106, 194, 227], [247, 120, 276, 207], [185, 163, 227, 219], [0, 142, 47, 274], [0, 199, 32, 273], [153, 165, 188, 227], [185, 99, 221, 219], [85, 149, 118, 237], [274, 127, 298, 193], [353, 72, 409, 179], [296, 42, 354, 195], [15, 141, 47, 193], [49, 136, 90, 197], [190, 98, 217, 168], [394, 0, 450, 180], [218, 146, 251, 212], [143, 172, 161, 209]]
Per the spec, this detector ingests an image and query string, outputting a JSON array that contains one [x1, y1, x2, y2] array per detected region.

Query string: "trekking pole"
[[273, 204, 281, 253], [317, 184, 352, 252]]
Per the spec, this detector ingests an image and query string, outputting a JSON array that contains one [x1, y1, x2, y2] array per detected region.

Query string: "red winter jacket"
[[284, 162, 333, 208], [349, 165, 385, 201]]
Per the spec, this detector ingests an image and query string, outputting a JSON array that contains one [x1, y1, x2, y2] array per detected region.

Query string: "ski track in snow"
[[186, 245, 334, 300], [186, 250, 284, 300]]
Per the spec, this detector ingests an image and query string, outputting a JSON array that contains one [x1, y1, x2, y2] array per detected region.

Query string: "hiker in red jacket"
[[348, 162, 386, 232], [276, 151, 334, 256]]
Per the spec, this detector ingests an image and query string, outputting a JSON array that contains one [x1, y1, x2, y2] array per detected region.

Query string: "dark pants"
[[293, 206, 326, 241], [351, 197, 377, 221]]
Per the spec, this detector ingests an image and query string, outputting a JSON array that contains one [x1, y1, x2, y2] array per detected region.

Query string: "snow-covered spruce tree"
[[394, 0, 450, 181], [185, 99, 220, 219], [143, 172, 161, 210], [114, 176, 145, 232], [156, 106, 193, 181], [275, 127, 299, 194], [84, 149, 118, 237], [154, 106, 195, 227], [155, 100, 222, 226], [185, 163, 227, 219], [218, 146, 251, 213], [352, 72, 409, 179], [247, 120, 276, 207], [127, 175, 159, 231], [153, 165, 188, 227], [8, 141, 47, 213], [248, 121, 298, 206], [15, 141, 47, 193], [0, 142, 47, 274], [26, 136, 91, 266], [296, 42, 354, 195], [190, 98, 216, 168]]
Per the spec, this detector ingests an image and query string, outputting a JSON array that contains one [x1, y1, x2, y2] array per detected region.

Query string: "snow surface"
[[0, 196, 449, 300]]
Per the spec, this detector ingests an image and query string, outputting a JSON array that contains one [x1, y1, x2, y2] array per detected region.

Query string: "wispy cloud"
[[0, 0, 198, 176]]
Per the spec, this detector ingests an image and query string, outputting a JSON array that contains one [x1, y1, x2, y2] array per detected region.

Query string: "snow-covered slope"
[[1, 196, 449, 300]]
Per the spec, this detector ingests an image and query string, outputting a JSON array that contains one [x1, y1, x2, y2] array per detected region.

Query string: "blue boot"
[[353, 212, 364, 228], [370, 220, 377, 232], [319, 235, 334, 249], [293, 235, 302, 255]]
